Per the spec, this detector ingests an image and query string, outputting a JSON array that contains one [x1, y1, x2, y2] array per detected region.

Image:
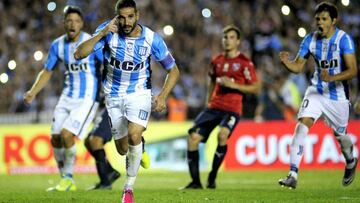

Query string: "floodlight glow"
[[34, 51, 44, 61], [202, 8, 211, 18], [281, 5, 290, 16], [298, 27, 307, 38], [47, 2, 57, 11], [8, 60, 16, 70], [163, 25, 174, 36]]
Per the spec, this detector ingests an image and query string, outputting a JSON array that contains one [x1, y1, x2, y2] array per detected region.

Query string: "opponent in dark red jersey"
[[182, 25, 260, 189]]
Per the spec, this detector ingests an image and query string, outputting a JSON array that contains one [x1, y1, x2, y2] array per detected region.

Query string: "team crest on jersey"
[[126, 42, 134, 52], [138, 46, 148, 56], [232, 63, 240, 71], [330, 44, 337, 52]]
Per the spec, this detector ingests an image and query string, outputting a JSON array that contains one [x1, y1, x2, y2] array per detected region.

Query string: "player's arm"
[[74, 16, 118, 60], [354, 98, 360, 114], [153, 65, 180, 112], [320, 53, 357, 82], [206, 78, 215, 104], [216, 77, 260, 94], [279, 52, 307, 74], [23, 69, 53, 104]]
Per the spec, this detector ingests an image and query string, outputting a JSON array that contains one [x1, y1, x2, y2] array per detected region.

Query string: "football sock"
[[209, 145, 227, 182], [63, 144, 76, 178], [336, 135, 355, 168], [289, 123, 308, 177], [53, 147, 65, 175], [124, 142, 142, 190], [187, 150, 200, 184], [93, 149, 110, 185]]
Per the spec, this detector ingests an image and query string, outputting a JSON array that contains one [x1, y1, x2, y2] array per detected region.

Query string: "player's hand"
[[354, 99, 360, 114], [100, 16, 118, 37], [216, 76, 235, 88], [23, 91, 35, 104], [279, 51, 290, 64], [152, 95, 167, 112], [320, 69, 332, 82]]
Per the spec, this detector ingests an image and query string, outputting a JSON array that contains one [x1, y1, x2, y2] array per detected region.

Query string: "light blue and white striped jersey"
[[44, 32, 103, 101], [93, 22, 175, 98], [298, 28, 355, 101]]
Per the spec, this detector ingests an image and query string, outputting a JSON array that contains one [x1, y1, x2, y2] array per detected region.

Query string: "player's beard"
[[121, 21, 137, 35]]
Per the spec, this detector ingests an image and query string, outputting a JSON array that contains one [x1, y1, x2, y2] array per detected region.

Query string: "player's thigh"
[[188, 108, 222, 143], [323, 99, 350, 136], [63, 99, 99, 140], [51, 96, 71, 136], [106, 97, 128, 140], [128, 122, 145, 145], [297, 93, 323, 121], [125, 91, 151, 129], [219, 111, 240, 140]]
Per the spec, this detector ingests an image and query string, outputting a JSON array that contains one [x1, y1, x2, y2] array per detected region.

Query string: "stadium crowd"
[[1, 0, 360, 120]]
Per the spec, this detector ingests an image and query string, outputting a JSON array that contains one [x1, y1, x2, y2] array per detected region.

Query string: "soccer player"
[[85, 103, 150, 190], [23, 6, 102, 191], [74, 0, 180, 202], [182, 25, 260, 189], [278, 2, 358, 189]]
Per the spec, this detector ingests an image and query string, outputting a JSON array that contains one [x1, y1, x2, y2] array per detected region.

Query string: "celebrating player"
[[23, 6, 102, 191], [74, 0, 180, 202], [278, 2, 358, 189], [182, 25, 260, 189]]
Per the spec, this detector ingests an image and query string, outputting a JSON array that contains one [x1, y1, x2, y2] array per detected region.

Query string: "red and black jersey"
[[208, 52, 257, 115]]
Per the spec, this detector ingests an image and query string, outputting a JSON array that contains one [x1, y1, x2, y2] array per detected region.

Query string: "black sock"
[[209, 145, 227, 182], [187, 150, 200, 184], [141, 136, 145, 152], [93, 149, 110, 185]]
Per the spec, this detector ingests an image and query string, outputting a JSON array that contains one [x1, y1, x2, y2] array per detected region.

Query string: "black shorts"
[[188, 108, 240, 143], [91, 108, 112, 143]]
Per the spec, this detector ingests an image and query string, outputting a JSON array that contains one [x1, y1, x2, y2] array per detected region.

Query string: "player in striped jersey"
[[278, 2, 358, 189], [74, 0, 180, 202], [24, 6, 102, 191]]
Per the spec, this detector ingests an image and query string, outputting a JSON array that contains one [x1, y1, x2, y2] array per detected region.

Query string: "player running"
[[24, 6, 102, 191], [278, 2, 358, 189]]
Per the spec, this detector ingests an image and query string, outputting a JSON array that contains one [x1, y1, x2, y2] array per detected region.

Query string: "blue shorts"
[[91, 108, 112, 143], [188, 108, 240, 143]]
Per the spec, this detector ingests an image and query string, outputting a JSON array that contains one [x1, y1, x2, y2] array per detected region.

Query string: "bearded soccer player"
[[74, 0, 179, 202], [182, 25, 260, 189], [24, 6, 102, 191], [278, 2, 358, 189]]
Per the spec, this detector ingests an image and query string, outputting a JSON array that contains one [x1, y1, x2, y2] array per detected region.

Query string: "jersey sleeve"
[[340, 34, 355, 55], [44, 40, 59, 71], [93, 21, 112, 52], [244, 61, 258, 84], [297, 33, 312, 59], [151, 33, 175, 70]]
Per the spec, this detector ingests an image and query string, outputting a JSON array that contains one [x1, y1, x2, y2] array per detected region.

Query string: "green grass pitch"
[[1, 170, 359, 202]]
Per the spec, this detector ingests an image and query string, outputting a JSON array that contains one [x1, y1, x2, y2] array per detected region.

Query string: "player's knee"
[[218, 132, 229, 145], [128, 133, 142, 145], [116, 144, 128, 155], [188, 133, 201, 146], [51, 134, 62, 147], [299, 117, 314, 128]]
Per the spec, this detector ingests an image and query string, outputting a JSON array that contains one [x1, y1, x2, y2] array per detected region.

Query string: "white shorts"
[[51, 94, 99, 140], [105, 90, 151, 140], [298, 87, 350, 136]]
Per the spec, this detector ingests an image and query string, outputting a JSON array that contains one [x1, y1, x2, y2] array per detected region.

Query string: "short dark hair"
[[315, 2, 338, 20], [223, 25, 241, 39], [115, 0, 137, 13], [63, 5, 83, 20]]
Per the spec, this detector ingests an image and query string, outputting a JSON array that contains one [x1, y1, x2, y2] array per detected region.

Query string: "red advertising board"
[[224, 120, 360, 170]]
